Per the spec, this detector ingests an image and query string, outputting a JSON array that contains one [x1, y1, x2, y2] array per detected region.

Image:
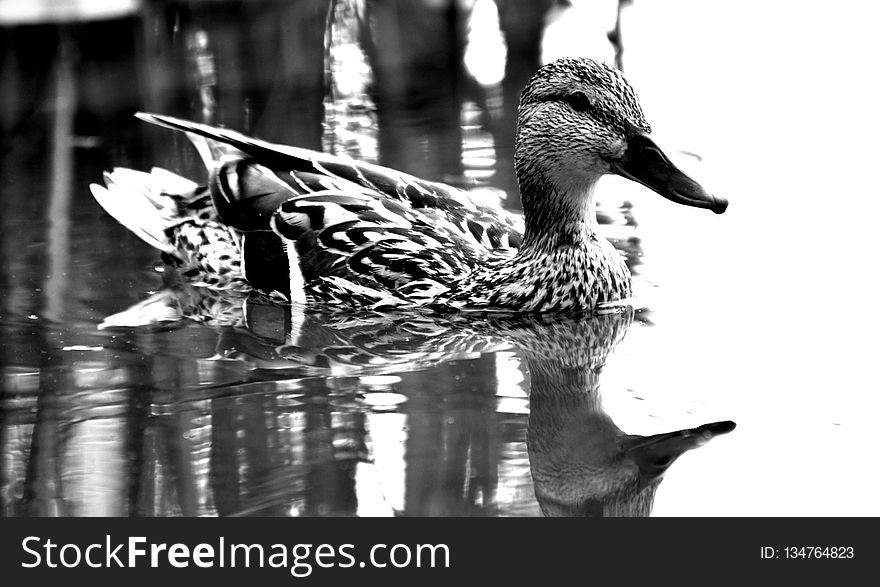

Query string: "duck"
[[91, 57, 727, 313]]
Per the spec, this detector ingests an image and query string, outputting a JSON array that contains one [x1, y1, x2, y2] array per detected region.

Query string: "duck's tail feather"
[[90, 167, 198, 254], [136, 112, 319, 171], [135, 112, 418, 190], [181, 128, 247, 171]]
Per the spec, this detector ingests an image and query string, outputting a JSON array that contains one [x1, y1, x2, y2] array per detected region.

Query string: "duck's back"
[[215, 157, 522, 306]]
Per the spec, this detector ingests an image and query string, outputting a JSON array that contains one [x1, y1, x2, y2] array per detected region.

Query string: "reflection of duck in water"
[[102, 293, 734, 517], [522, 312, 734, 517], [529, 397, 734, 517], [92, 57, 725, 312], [101, 286, 517, 374]]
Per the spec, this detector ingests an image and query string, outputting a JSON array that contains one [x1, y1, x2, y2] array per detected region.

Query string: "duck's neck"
[[519, 169, 602, 251]]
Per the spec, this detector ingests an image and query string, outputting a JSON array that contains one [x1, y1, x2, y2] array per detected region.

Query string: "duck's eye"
[[564, 92, 592, 112]]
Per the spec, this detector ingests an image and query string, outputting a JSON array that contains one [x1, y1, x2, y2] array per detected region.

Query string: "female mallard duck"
[[92, 57, 726, 312]]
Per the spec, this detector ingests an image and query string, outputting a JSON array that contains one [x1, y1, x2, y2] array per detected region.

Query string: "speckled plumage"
[[92, 57, 724, 313]]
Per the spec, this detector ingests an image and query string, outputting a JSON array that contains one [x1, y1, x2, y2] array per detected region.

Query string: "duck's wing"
[[138, 113, 524, 305], [137, 113, 523, 243]]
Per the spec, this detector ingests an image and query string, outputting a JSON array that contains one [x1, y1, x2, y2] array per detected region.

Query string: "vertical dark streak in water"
[[124, 373, 151, 517], [495, 0, 557, 209], [402, 357, 498, 516], [303, 407, 332, 515], [0, 26, 58, 154], [323, 410, 363, 517], [210, 396, 242, 516], [139, 2, 202, 175], [152, 353, 200, 516], [158, 409, 198, 516], [363, 0, 465, 182], [402, 391, 441, 516], [45, 33, 74, 323], [21, 359, 62, 516], [256, 0, 331, 148], [137, 424, 159, 516], [343, 412, 367, 513], [466, 397, 500, 516], [239, 393, 281, 515], [608, 0, 632, 71], [301, 392, 358, 517]]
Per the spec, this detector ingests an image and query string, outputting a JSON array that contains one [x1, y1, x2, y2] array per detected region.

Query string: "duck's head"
[[515, 57, 727, 217]]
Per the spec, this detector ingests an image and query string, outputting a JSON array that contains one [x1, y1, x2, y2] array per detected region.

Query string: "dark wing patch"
[[241, 231, 290, 297], [210, 159, 301, 231]]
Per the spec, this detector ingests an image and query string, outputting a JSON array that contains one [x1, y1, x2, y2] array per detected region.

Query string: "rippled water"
[[3, 0, 880, 517]]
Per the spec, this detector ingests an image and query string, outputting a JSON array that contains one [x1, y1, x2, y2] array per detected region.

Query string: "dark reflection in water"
[[1, 0, 729, 516], [4, 291, 732, 516]]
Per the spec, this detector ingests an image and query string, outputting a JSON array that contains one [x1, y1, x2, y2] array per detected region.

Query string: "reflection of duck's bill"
[[627, 420, 736, 477], [629, 420, 736, 452], [612, 134, 729, 214]]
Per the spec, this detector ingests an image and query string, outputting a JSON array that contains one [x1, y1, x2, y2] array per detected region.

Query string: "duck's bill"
[[611, 134, 728, 214], [627, 420, 736, 477]]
